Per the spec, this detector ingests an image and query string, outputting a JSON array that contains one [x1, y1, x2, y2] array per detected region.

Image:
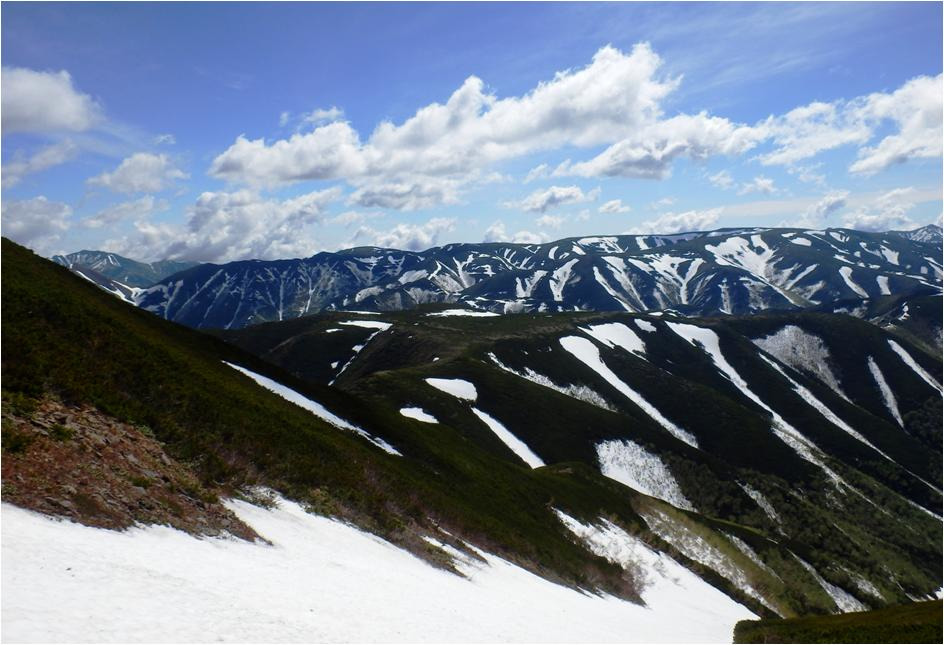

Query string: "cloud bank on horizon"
[[1, 3, 941, 262]]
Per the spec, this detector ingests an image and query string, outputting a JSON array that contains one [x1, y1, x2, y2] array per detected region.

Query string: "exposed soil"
[[2, 396, 259, 541]]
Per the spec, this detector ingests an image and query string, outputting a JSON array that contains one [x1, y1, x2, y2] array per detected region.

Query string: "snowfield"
[[399, 407, 439, 424], [426, 309, 501, 317], [2, 497, 755, 643], [425, 378, 478, 401]]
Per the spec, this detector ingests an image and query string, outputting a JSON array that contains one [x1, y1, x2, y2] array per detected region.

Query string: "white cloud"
[[508, 185, 599, 213], [647, 196, 676, 210], [87, 153, 189, 194], [841, 187, 918, 231], [535, 214, 566, 230], [153, 134, 176, 145], [708, 170, 734, 190], [849, 75, 943, 175], [482, 220, 548, 244], [629, 208, 723, 234], [737, 175, 776, 195], [1, 67, 101, 135], [351, 217, 455, 251], [758, 101, 871, 166], [82, 195, 167, 229], [1, 196, 72, 254], [328, 210, 383, 227], [783, 189, 849, 228], [104, 187, 342, 262], [348, 177, 460, 211], [787, 163, 826, 186], [598, 199, 631, 214], [1, 140, 78, 188], [209, 44, 681, 198], [524, 163, 550, 183], [279, 111, 291, 127], [300, 107, 344, 128]]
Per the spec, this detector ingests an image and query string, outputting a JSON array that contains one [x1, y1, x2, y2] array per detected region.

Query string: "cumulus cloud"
[[1, 67, 101, 135], [328, 210, 383, 227], [737, 175, 776, 195], [708, 170, 734, 190], [598, 199, 631, 214], [849, 75, 943, 175], [647, 196, 676, 210], [2, 140, 78, 188], [209, 44, 682, 199], [508, 185, 599, 213], [348, 177, 460, 211], [1, 196, 72, 254], [841, 187, 918, 232], [104, 187, 342, 262], [482, 220, 548, 244], [758, 101, 871, 166], [153, 134, 176, 145], [300, 107, 344, 127], [628, 207, 722, 235], [351, 217, 455, 251], [88, 153, 189, 194], [524, 163, 550, 183], [82, 195, 167, 229]]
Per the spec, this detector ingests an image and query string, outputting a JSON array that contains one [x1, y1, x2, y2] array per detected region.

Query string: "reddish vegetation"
[[2, 397, 258, 541]]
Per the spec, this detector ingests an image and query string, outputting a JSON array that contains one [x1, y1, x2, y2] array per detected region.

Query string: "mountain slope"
[[52, 250, 197, 288], [131, 226, 942, 329], [3, 237, 941, 629]]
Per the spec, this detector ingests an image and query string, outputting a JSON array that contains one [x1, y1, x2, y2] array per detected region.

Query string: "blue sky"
[[2, 2, 941, 261]]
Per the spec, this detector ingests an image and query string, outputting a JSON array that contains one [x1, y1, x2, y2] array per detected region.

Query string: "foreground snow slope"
[[2, 497, 754, 643]]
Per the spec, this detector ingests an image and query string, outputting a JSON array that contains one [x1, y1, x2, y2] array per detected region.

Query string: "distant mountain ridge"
[[58, 225, 942, 330]]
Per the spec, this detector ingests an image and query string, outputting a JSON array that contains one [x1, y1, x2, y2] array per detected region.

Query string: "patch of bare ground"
[[2, 396, 259, 541]]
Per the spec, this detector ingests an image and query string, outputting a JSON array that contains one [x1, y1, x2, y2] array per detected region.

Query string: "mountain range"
[[52, 226, 942, 336]]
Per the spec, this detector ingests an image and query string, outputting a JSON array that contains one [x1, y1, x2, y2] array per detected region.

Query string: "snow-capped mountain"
[[129, 226, 943, 329]]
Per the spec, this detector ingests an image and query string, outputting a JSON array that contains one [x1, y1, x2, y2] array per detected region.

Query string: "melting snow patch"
[[596, 439, 694, 510], [400, 407, 439, 424], [554, 511, 757, 625], [425, 378, 477, 401], [340, 320, 393, 330], [887, 340, 942, 391], [581, 322, 647, 358], [560, 335, 698, 448], [838, 267, 868, 298], [324, 328, 342, 333], [752, 325, 848, 401], [224, 362, 400, 455], [426, 309, 501, 317], [876, 276, 891, 295], [738, 483, 781, 524], [792, 555, 868, 613], [488, 353, 614, 411], [789, 237, 812, 247], [3, 497, 754, 643], [471, 408, 544, 468], [867, 357, 904, 427], [634, 319, 657, 333]]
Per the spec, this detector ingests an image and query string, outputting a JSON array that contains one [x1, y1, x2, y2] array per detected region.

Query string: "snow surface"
[[838, 267, 868, 298], [425, 378, 477, 401], [789, 236, 812, 247], [554, 511, 756, 628], [399, 407, 439, 424], [634, 319, 657, 333], [3, 497, 754, 643], [867, 357, 904, 426], [426, 309, 501, 318], [581, 322, 647, 358], [887, 339, 942, 391], [324, 328, 341, 333], [596, 439, 694, 511], [340, 320, 393, 330], [224, 362, 400, 455], [737, 483, 781, 524], [560, 335, 699, 448], [471, 408, 544, 468], [876, 275, 891, 296]]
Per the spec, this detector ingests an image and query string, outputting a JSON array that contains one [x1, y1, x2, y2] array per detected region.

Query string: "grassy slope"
[[734, 599, 943, 643]]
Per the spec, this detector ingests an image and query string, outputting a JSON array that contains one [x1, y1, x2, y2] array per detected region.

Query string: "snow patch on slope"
[[471, 408, 544, 469], [867, 357, 904, 427], [400, 407, 438, 424], [596, 439, 694, 511], [738, 483, 781, 524], [488, 353, 614, 411], [887, 340, 942, 391], [560, 335, 698, 448], [224, 362, 400, 455], [838, 267, 868, 298], [426, 309, 501, 318], [425, 378, 477, 401], [793, 555, 868, 613], [752, 325, 848, 401], [581, 322, 647, 358]]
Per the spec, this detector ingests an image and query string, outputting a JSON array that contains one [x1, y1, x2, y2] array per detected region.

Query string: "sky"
[[1, 1, 942, 262]]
